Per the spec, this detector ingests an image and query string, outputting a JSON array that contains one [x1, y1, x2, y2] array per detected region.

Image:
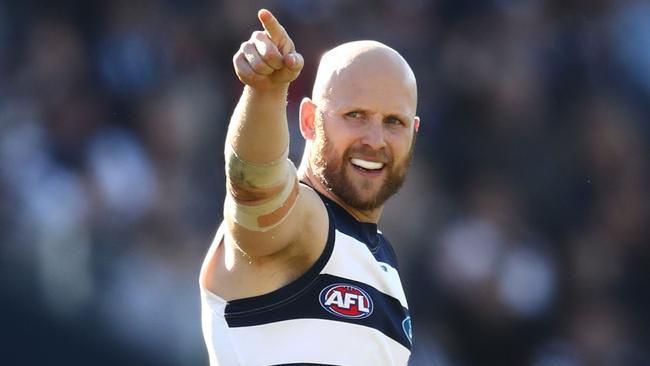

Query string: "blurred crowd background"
[[1, 0, 649, 365]]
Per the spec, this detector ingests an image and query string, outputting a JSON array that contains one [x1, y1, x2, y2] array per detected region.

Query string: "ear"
[[414, 116, 420, 133], [299, 97, 317, 140]]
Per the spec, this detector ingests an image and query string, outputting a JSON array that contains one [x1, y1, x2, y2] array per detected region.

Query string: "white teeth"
[[351, 158, 384, 170]]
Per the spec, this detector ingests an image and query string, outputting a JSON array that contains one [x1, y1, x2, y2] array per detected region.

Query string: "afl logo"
[[319, 283, 373, 319]]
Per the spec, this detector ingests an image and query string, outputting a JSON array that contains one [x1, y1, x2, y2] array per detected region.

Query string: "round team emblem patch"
[[319, 283, 374, 319]]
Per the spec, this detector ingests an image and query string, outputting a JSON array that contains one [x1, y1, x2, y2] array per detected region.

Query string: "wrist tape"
[[224, 143, 299, 232]]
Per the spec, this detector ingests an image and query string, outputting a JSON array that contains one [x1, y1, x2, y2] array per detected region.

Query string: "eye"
[[385, 116, 405, 127], [345, 111, 363, 119]]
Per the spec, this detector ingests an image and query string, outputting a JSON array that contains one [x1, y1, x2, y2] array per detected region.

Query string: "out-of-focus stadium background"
[[1, 0, 649, 365]]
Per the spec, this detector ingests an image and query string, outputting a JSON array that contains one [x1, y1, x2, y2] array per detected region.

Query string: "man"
[[200, 8, 420, 365]]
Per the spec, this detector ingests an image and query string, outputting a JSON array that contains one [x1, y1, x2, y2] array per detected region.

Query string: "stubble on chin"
[[312, 135, 411, 211]]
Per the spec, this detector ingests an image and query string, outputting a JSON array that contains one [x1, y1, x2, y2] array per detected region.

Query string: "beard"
[[312, 126, 415, 211]]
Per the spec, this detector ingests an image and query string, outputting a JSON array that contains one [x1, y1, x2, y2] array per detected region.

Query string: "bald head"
[[312, 41, 417, 112]]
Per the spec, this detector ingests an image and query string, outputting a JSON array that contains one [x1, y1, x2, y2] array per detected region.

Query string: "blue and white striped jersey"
[[201, 191, 412, 365]]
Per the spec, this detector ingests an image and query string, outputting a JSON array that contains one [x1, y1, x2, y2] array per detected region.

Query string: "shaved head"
[[312, 41, 417, 110]]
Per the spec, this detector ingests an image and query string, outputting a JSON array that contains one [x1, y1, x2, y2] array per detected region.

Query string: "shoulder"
[[199, 183, 331, 300], [292, 182, 329, 249]]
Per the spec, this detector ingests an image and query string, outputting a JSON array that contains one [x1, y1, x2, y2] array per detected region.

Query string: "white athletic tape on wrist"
[[225, 143, 289, 188], [224, 144, 299, 232]]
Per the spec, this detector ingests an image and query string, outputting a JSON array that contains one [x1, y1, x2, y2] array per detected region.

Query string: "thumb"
[[284, 52, 304, 71]]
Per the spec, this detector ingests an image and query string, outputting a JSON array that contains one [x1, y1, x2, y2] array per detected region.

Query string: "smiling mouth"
[[350, 158, 385, 172]]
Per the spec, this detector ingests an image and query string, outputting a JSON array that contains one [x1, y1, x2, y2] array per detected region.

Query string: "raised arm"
[[228, 9, 303, 162], [223, 10, 308, 257]]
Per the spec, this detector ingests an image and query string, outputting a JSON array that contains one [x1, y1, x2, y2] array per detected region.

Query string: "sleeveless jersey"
[[200, 191, 412, 365]]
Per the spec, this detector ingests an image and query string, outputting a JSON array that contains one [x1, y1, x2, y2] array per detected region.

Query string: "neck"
[[298, 157, 383, 223]]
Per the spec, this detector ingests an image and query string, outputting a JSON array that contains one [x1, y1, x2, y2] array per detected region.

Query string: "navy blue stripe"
[[315, 190, 400, 269], [225, 274, 412, 350], [374, 236, 400, 271], [270, 363, 339, 366]]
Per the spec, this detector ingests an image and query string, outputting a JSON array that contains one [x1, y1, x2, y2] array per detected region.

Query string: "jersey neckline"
[[310, 187, 381, 253]]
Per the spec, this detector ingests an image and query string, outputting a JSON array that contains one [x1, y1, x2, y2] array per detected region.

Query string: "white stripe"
[[228, 318, 410, 366], [322, 231, 409, 309], [200, 225, 244, 366], [201, 289, 244, 366]]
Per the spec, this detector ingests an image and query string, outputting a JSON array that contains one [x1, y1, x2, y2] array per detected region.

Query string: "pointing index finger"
[[258, 9, 291, 53]]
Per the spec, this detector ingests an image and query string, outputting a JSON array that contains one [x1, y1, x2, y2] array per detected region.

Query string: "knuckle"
[[260, 50, 279, 63], [247, 58, 261, 69], [254, 38, 270, 53], [234, 67, 248, 80], [242, 41, 255, 52], [233, 53, 243, 66], [234, 57, 251, 74], [237, 51, 249, 62], [250, 60, 270, 74]]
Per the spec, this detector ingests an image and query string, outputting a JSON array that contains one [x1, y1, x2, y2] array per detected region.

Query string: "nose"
[[360, 119, 386, 150]]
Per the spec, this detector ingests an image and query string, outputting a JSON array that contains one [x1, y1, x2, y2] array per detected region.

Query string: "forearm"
[[224, 84, 298, 232], [226, 85, 290, 164], [222, 9, 303, 233]]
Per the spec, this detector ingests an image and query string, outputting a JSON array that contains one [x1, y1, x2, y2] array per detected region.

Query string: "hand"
[[233, 9, 304, 91]]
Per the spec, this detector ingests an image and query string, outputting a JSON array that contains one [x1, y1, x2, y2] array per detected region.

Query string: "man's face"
[[312, 116, 416, 210], [310, 61, 418, 211]]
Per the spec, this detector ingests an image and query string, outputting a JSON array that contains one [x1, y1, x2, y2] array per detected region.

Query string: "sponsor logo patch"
[[319, 283, 374, 319]]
